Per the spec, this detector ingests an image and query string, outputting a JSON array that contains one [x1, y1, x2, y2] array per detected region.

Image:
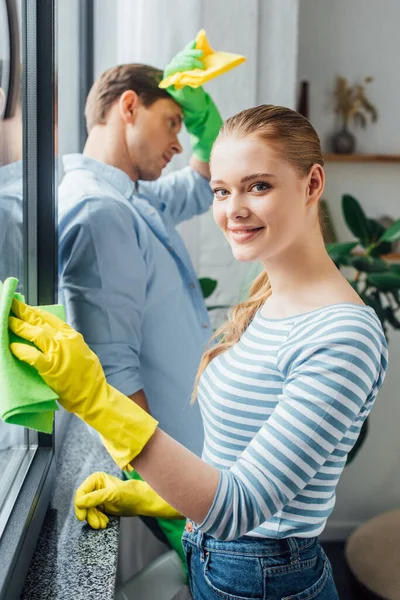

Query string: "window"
[[0, 0, 33, 530], [0, 1, 58, 598]]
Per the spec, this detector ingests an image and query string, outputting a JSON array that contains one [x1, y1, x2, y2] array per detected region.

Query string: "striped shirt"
[[197, 303, 388, 541]]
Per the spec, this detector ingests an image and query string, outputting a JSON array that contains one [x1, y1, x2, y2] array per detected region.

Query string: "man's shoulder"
[[59, 170, 137, 225], [59, 167, 118, 205]]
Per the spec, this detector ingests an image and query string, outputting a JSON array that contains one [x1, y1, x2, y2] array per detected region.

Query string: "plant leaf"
[[342, 194, 371, 247], [349, 256, 388, 273], [390, 264, 400, 275], [367, 272, 400, 290], [367, 219, 385, 242], [367, 219, 392, 255], [198, 277, 217, 299], [378, 219, 400, 243], [326, 242, 358, 263]]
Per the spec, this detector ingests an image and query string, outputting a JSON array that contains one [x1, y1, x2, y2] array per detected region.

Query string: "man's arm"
[[139, 166, 213, 226], [189, 156, 211, 180]]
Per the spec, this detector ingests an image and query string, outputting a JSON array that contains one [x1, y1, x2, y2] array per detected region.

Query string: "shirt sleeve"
[[59, 196, 147, 396], [199, 315, 387, 540], [138, 166, 213, 226]]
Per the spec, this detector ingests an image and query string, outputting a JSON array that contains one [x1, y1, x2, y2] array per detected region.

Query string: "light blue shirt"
[[0, 161, 23, 288], [58, 154, 213, 456]]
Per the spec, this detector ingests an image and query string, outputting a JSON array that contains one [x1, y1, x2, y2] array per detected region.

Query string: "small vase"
[[332, 126, 356, 154]]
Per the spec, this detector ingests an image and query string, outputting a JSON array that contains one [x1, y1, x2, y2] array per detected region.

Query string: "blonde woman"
[[10, 105, 388, 600]]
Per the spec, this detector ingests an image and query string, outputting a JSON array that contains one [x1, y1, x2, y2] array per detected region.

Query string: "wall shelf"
[[324, 153, 400, 163]]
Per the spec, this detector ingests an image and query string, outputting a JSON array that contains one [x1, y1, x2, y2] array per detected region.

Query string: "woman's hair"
[[191, 104, 324, 402]]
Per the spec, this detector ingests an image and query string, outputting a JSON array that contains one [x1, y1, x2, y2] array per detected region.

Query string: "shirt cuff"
[[197, 469, 227, 535], [106, 370, 144, 398]]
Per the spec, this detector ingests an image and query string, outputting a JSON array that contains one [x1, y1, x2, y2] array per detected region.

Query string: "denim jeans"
[[182, 521, 339, 600]]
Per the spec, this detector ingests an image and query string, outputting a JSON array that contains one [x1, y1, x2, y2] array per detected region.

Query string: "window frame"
[[0, 0, 58, 597]]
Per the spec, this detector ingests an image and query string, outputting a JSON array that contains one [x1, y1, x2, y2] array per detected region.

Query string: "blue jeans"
[[182, 521, 339, 600]]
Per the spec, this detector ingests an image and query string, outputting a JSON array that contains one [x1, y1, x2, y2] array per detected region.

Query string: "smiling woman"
[[10, 103, 389, 600], [210, 107, 325, 266]]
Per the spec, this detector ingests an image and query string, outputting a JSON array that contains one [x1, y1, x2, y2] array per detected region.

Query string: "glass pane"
[[0, 0, 30, 515]]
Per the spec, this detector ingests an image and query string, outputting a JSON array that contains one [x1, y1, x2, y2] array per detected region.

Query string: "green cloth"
[[124, 469, 188, 577], [0, 277, 65, 433]]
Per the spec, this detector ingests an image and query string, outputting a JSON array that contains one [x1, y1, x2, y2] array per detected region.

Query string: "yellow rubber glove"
[[8, 299, 158, 470], [75, 471, 183, 530]]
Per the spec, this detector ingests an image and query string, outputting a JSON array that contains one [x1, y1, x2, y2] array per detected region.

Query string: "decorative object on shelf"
[[326, 194, 400, 464], [297, 80, 310, 119], [332, 76, 378, 154]]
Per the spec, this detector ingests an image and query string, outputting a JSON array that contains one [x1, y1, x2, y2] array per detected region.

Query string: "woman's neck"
[[259, 232, 359, 319]]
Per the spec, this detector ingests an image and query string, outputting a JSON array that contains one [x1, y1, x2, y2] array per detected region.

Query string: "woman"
[[9, 105, 388, 599]]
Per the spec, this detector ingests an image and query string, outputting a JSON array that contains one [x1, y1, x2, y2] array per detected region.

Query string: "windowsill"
[[0, 446, 55, 600], [0, 446, 37, 538], [20, 416, 121, 599]]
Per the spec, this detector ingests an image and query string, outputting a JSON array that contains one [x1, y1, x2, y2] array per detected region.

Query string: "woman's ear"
[[306, 164, 325, 206], [119, 90, 139, 124]]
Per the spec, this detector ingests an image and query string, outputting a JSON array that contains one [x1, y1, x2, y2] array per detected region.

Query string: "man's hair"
[[85, 64, 172, 133]]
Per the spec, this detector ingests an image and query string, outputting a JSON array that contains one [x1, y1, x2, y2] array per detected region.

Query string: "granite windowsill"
[[21, 416, 121, 600]]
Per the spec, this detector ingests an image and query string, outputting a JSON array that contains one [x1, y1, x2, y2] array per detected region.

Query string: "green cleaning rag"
[[0, 277, 65, 433]]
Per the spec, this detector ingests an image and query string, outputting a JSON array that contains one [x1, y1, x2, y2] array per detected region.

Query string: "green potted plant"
[[327, 194, 400, 463]]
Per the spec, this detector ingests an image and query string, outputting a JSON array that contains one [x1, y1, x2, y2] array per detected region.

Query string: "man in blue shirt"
[[58, 46, 222, 566]]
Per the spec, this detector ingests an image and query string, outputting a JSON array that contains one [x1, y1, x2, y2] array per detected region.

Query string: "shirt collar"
[[62, 154, 137, 199], [0, 160, 23, 187]]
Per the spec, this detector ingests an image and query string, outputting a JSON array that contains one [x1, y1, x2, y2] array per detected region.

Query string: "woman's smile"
[[227, 226, 264, 244]]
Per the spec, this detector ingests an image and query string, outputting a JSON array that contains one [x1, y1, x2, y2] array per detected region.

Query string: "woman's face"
[[210, 135, 322, 265]]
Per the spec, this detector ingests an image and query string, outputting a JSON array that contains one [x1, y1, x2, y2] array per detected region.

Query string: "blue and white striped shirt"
[[197, 303, 388, 540]]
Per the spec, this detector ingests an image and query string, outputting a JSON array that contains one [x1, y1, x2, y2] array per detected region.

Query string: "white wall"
[[94, 0, 118, 79], [298, 0, 400, 540], [57, 0, 80, 173]]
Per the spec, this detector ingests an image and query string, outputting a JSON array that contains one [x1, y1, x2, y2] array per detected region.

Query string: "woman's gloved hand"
[[164, 40, 223, 162], [8, 299, 158, 470], [75, 471, 183, 529]]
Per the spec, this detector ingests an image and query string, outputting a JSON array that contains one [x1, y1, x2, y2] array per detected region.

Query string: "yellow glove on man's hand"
[[75, 471, 183, 529], [8, 299, 158, 470]]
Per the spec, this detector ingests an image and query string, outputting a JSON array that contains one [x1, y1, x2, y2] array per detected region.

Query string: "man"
[[58, 42, 222, 572]]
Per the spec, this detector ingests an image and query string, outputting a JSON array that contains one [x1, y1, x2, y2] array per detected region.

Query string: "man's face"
[[126, 97, 183, 181]]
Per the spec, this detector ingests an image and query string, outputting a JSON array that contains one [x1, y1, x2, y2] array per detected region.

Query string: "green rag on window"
[[0, 277, 65, 433]]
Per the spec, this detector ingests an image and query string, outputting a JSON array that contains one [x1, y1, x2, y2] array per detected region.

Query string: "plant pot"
[[332, 127, 356, 154]]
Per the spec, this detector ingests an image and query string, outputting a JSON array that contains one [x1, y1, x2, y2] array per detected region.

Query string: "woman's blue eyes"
[[213, 182, 270, 197], [252, 183, 269, 192], [213, 188, 230, 197]]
